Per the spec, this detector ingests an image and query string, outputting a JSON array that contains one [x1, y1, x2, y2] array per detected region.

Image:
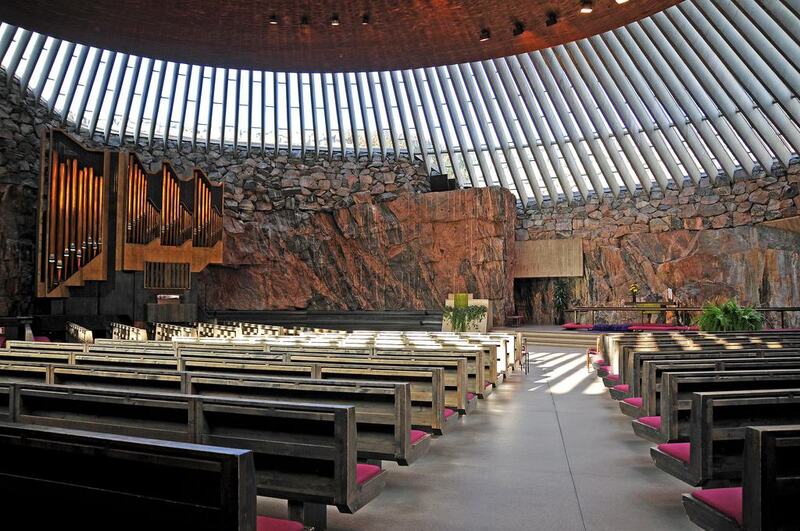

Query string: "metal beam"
[[344, 72, 360, 158], [5, 28, 31, 86], [389, 70, 415, 161], [310, 73, 320, 157], [88, 51, 117, 136], [103, 53, 128, 143], [118, 55, 141, 144], [367, 72, 387, 159], [411, 68, 446, 173], [205, 66, 216, 149], [435, 66, 480, 187], [147, 60, 166, 148], [298, 73, 306, 158], [191, 66, 205, 150], [177, 64, 193, 148], [18, 33, 45, 93], [474, 60, 542, 204], [355, 72, 374, 159], [60, 45, 89, 127], [219, 68, 228, 149], [332, 73, 346, 157], [400, 69, 433, 174], [425, 67, 469, 186], [162, 61, 180, 145], [322, 73, 334, 158], [33, 37, 62, 102]]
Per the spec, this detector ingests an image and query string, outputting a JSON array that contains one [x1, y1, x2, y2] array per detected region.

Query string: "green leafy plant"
[[444, 293, 487, 332], [553, 279, 571, 325], [443, 305, 487, 332], [694, 299, 765, 332]]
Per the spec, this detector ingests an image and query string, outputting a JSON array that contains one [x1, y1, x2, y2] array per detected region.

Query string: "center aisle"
[[258, 345, 695, 530]]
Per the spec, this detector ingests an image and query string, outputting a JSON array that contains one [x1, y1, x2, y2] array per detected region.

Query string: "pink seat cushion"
[[658, 442, 691, 464], [410, 429, 427, 444], [356, 463, 382, 485], [0, 336, 5, 349], [692, 487, 743, 525], [622, 397, 643, 409], [639, 416, 662, 430], [33, 336, 51, 342], [467, 392, 476, 401], [605, 374, 620, 381], [257, 516, 304, 531], [562, 322, 593, 330], [484, 380, 493, 389], [612, 384, 630, 393], [443, 408, 456, 419]]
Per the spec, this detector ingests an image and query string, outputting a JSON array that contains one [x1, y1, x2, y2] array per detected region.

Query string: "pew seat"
[[444, 408, 457, 419], [686, 488, 743, 529], [356, 464, 383, 485], [632, 416, 663, 442], [619, 396, 642, 417], [257, 517, 305, 531], [652, 442, 693, 483], [609, 383, 630, 400]]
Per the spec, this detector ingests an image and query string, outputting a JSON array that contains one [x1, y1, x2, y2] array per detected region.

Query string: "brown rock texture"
[[515, 165, 800, 327], [199, 187, 518, 325]]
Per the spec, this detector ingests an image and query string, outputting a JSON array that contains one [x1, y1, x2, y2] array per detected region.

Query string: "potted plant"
[[553, 279, 570, 325], [694, 299, 765, 332], [443, 293, 488, 332]]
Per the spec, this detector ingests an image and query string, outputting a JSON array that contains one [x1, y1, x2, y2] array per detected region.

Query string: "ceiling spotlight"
[[361, 14, 370, 25], [615, 0, 629, 3], [331, 14, 340, 26], [269, 14, 278, 25], [545, 11, 558, 26], [300, 15, 309, 26], [512, 20, 525, 36], [580, 1, 593, 14], [480, 28, 491, 41]]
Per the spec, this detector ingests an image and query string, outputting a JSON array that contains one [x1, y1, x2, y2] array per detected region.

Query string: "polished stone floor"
[[258, 346, 695, 530]]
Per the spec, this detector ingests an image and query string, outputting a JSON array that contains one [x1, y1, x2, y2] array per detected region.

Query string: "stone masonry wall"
[[515, 167, 800, 326]]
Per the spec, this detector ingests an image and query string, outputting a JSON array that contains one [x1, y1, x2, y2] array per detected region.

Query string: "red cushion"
[[612, 384, 630, 393], [562, 322, 593, 330], [444, 408, 456, 419], [605, 374, 620, 381], [692, 487, 743, 525], [629, 325, 700, 332], [33, 336, 51, 342], [356, 463, 382, 485], [658, 442, 691, 464], [0, 336, 5, 349], [638, 416, 661, 429], [484, 380, 493, 389], [410, 429, 427, 444], [257, 516, 304, 531], [467, 392, 476, 401], [622, 397, 643, 408]]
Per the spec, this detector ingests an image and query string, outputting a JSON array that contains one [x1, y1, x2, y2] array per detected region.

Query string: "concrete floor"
[[258, 345, 696, 530]]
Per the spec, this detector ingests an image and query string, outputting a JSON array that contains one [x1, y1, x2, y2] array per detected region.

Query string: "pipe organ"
[[36, 129, 224, 299], [37, 130, 109, 298]]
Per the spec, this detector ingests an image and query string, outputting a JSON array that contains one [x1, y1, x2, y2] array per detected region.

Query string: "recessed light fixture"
[[512, 20, 525, 36], [300, 15, 309, 26], [580, 1, 593, 14], [480, 28, 491, 41], [615, 0, 629, 3], [361, 14, 370, 25], [331, 14, 340, 26], [545, 11, 558, 26], [269, 14, 278, 25]]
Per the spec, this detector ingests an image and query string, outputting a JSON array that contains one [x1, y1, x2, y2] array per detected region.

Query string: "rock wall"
[[199, 187, 517, 324], [515, 166, 800, 326], [0, 73, 517, 323]]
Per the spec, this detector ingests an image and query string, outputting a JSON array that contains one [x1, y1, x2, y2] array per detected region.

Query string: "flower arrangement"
[[629, 283, 640, 303]]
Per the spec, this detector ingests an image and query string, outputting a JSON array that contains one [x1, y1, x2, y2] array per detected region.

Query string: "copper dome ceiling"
[[0, 0, 680, 72]]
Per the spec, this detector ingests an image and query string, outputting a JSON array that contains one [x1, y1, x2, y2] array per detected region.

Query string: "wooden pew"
[[287, 354, 471, 415], [632, 369, 800, 443], [682, 424, 800, 531], [15, 362, 429, 466], [0, 422, 260, 531], [315, 363, 448, 434], [619, 355, 800, 418], [3, 383, 383, 530], [651, 388, 800, 488], [612, 347, 800, 400]]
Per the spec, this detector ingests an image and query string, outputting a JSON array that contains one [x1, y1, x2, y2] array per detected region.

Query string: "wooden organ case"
[[36, 129, 224, 302], [36, 130, 111, 298]]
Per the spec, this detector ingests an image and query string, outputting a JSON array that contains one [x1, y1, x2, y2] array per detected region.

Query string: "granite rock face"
[[199, 187, 518, 325], [515, 166, 800, 326]]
